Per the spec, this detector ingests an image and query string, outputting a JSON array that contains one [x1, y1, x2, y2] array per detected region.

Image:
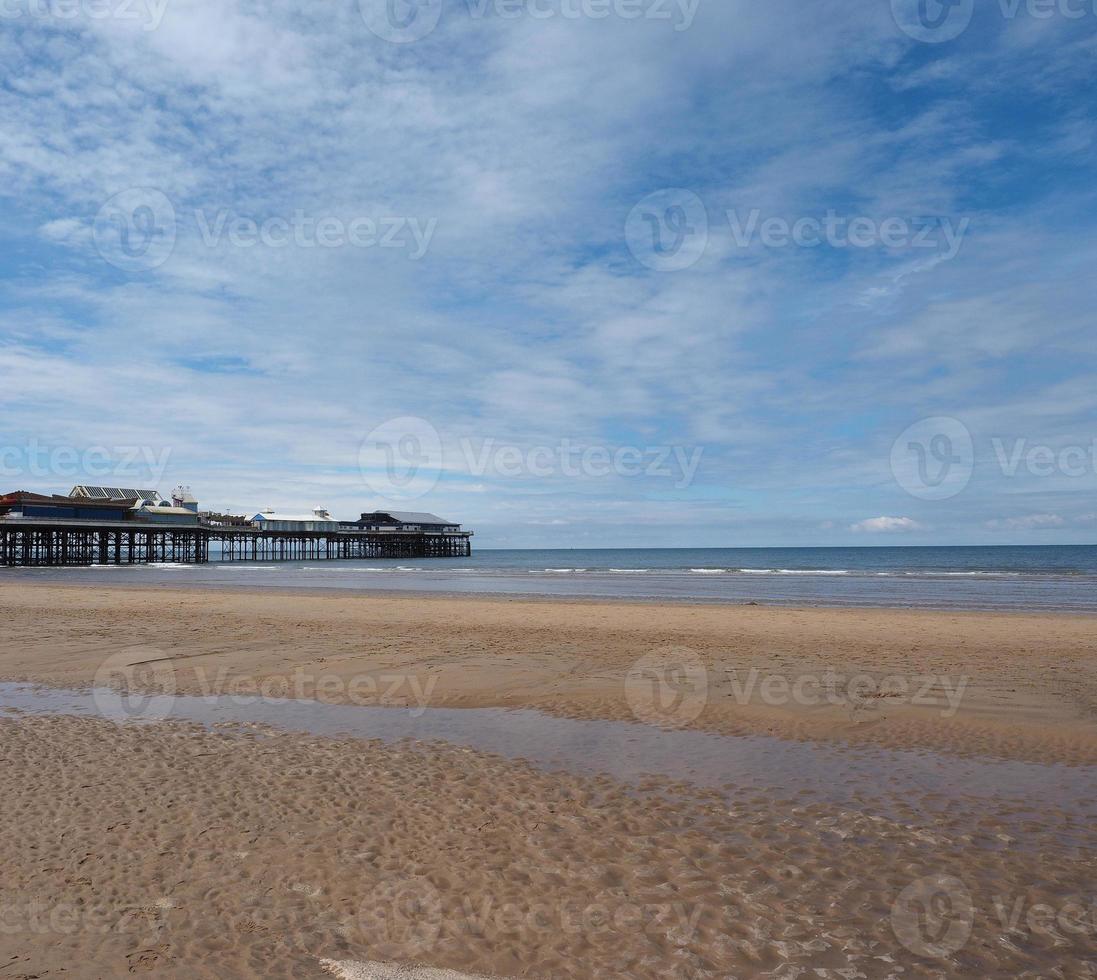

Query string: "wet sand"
[[2, 713, 1095, 978], [1, 582, 1096, 977], [1, 583, 1096, 762]]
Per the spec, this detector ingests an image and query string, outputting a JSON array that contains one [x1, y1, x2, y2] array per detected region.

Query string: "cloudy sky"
[[1, 0, 1095, 547]]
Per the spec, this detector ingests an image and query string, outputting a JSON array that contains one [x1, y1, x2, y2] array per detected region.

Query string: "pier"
[[0, 493, 473, 568], [0, 520, 471, 567]]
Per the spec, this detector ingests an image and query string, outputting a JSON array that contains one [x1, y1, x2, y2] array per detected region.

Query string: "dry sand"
[[1, 582, 1095, 978]]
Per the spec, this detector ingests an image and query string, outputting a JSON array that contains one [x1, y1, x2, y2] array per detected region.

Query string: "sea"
[[6, 545, 1097, 612]]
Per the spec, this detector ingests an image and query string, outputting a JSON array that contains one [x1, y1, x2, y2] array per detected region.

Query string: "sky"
[[1, 0, 1095, 548]]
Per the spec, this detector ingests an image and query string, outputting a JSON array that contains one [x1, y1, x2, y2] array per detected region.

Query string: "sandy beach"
[[1, 582, 1096, 978], [1, 583, 1096, 762]]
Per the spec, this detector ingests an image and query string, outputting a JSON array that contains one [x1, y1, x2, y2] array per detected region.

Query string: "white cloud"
[[0, 3, 1093, 545], [849, 517, 923, 533], [985, 513, 1066, 531]]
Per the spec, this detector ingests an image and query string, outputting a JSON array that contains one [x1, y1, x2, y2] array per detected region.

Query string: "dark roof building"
[[0, 491, 133, 522], [345, 510, 462, 531]]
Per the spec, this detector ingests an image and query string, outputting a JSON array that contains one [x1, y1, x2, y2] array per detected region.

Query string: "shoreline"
[[2, 581, 1096, 765]]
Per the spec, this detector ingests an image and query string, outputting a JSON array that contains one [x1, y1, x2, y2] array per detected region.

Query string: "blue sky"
[[1, 0, 1095, 548]]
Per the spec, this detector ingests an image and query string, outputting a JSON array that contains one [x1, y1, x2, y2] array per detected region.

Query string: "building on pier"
[[0, 491, 133, 522], [341, 510, 464, 533], [172, 487, 199, 513], [202, 511, 252, 528], [250, 507, 340, 533], [70, 486, 164, 504], [131, 500, 203, 525]]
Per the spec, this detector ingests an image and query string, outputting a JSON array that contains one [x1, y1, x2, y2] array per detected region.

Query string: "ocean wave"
[[905, 570, 1023, 578], [735, 568, 849, 576], [216, 565, 279, 571]]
